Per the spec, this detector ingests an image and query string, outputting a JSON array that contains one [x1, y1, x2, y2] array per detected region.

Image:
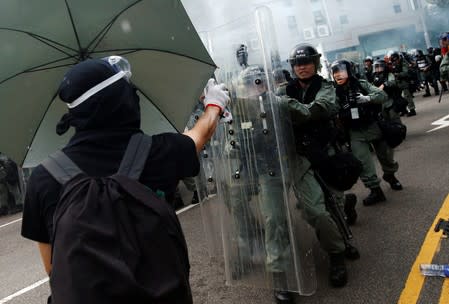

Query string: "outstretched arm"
[[183, 79, 230, 152]]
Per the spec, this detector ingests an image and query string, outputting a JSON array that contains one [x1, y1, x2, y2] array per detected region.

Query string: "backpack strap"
[[117, 133, 153, 180], [41, 150, 83, 185]]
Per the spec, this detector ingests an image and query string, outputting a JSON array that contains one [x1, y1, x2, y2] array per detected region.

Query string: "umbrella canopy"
[[0, 0, 216, 167]]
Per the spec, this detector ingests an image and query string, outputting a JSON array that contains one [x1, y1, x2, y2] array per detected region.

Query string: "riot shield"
[[200, 7, 317, 295]]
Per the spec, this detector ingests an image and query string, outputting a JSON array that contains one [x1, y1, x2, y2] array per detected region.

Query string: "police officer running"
[[285, 44, 360, 288], [389, 52, 416, 117], [331, 59, 402, 206]]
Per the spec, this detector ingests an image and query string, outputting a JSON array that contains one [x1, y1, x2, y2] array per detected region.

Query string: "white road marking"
[[0, 277, 49, 304], [176, 203, 199, 215], [0, 218, 22, 229], [427, 114, 449, 133]]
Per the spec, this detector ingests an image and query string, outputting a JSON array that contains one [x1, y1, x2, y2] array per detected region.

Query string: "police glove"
[[356, 93, 371, 104], [203, 78, 231, 113]]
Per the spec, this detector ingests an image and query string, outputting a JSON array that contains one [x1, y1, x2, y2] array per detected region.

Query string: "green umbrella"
[[0, 0, 215, 167]]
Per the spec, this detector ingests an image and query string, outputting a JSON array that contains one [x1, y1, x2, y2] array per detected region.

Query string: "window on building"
[[313, 10, 326, 24], [339, 15, 349, 25], [393, 4, 402, 13]]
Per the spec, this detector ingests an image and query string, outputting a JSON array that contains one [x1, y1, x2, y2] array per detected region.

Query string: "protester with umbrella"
[[21, 57, 230, 303]]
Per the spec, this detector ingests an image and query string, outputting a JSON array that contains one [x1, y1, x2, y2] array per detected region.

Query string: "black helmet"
[[330, 59, 353, 78], [373, 59, 386, 73], [288, 44, 321, 68], [236, 44, 248, 67], [236, 65, 266, 98], [390, 52, 400, 62], [237, 65, 265, 87]]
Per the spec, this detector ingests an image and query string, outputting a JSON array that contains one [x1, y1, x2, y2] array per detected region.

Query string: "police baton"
[[438, 88, 444, 103]]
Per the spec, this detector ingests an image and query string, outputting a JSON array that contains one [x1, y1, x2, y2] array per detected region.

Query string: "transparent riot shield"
[[200, 6, 317, 295], [181, 101, 224, 258]]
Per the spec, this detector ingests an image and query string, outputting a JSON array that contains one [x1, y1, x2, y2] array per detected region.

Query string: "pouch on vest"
[[378, 119, 407, 148], [317, 152, 362, 191]]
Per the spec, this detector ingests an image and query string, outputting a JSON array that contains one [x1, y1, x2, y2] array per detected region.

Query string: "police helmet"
[[389, 52, 400, 62], [364, 56, 373, 63], [288, 44, 321, 68], [373, 59, 386, 73], [236, 65, 267, 98], [330, 59, 353, 78]]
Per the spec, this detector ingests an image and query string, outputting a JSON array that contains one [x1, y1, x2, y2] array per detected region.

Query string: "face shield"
[[374, 62, 385, 73], [290, 56, 315, 67], [67, 56, 132, 109], [331, 63, 349, 85]]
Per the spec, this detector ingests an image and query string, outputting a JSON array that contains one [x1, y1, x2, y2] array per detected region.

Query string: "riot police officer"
[[390, 52, 416, 116], [0, 153, 23, 215], [331, 59, 402, 206], [363, 56, 375, 83], [285, 44, 359, 288], [372, 59, 407, 119]]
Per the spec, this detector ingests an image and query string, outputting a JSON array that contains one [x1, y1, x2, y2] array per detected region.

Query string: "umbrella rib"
[[0, 57, 75, 85], [133, 84, 178, 132], [88, 22, 115, 53], [86, 0, 143, 53], [29, 34, 77, 58], [21, 91, 60, 166], [89, 48, 217, 68], [0, 27, 78, 54], [64, 0, 84, 59]]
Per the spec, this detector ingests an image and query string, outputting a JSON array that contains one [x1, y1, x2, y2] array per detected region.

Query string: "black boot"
[[8, 204, 23, 215], [406, 109, 416, 117], [190, 190, 199, 205], [362, 187, 386, 206], [272, 272, 293, 303], [344, 194, 357, 226], [273, 291, 293, 304], [383, 173, 403, 190], [172, 188, 185, 210], [0, 206, 8, 216], [345, 244, 360, 260], [423, 91, 431, 97], [329, 252, 348, 288]]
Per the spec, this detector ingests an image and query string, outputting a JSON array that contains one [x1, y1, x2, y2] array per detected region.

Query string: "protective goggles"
[[67, 56, 132, 109]]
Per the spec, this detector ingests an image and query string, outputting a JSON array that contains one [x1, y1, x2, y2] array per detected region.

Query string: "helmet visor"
[[332, 63, 348, 85], [374, 63, 385, 73], [290, 56, 315, 66]]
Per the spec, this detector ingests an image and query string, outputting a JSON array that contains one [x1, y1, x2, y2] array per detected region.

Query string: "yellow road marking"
[[440, 279, 449, 304], [398, 194, 449, 304]]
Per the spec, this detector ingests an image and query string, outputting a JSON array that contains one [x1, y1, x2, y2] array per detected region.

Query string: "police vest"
[[286, 76, 336, 163], [336, 79, 382, 129]]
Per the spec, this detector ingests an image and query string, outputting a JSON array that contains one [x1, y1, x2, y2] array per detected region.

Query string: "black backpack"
[[42, 133, 192, 304]]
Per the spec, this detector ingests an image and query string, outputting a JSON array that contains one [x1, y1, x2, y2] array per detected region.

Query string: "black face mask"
[[56, 59, 141, 136]]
